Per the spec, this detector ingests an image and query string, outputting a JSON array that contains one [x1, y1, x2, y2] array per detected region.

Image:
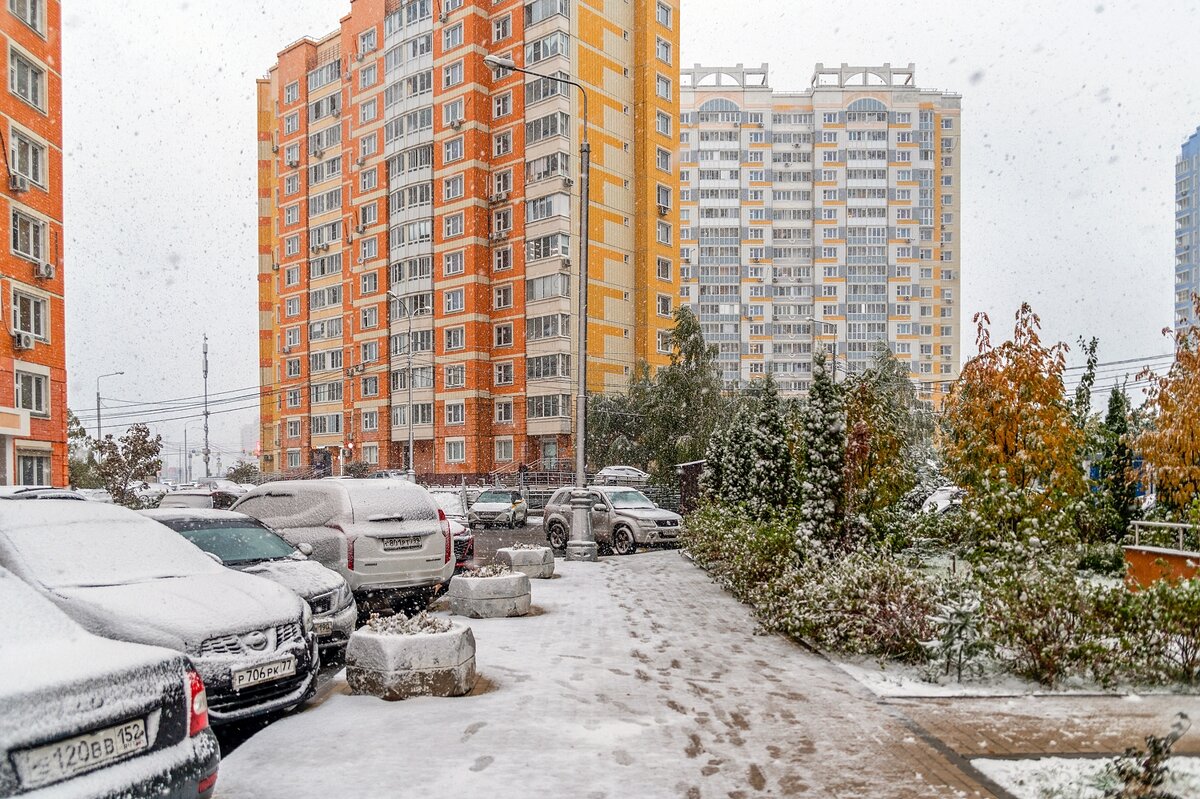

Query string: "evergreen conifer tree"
[[747, 374, 800, 518], [797, 352, 847, 548]]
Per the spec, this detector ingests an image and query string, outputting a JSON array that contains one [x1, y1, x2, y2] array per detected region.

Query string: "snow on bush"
[[461, 563, 512, 578], [508, 543, 544, 551], [364, 611, 453, 636]]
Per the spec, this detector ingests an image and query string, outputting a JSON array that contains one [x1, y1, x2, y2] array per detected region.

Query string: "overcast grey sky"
[[63, 1, 1200, 470]]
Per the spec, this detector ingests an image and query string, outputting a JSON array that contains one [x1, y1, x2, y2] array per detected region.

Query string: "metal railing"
[[1129, 520, 1200, 552]]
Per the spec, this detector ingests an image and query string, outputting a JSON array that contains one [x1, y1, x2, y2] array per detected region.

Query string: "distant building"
[[0, 1, 66, 485], [678, 63, 961, 403], [256, 0, 680, 479], [1175, 127, 1200, 333]]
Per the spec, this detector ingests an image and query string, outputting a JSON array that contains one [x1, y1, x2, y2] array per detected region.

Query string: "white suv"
[[232, 480, 454, 616]]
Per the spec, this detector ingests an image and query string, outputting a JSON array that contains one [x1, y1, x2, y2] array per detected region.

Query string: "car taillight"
[[439, 508, 451, 562], [198, 772, 218, 794], [346, 535, 358, 571], [186, 669, 209, 737]]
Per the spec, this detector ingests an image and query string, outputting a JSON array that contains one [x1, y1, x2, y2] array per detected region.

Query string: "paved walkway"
[[217, 551, 1199, 799]]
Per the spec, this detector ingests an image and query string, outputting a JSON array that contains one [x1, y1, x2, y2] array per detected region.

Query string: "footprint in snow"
[[470, 756, 494, 772]]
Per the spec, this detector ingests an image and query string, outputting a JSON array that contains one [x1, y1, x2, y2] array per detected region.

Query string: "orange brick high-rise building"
[[0, 0, 65, 486], [257, 0, 680, 479]]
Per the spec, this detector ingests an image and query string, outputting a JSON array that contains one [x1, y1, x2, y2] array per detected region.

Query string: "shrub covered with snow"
[[461, 563, 512, 578], [364, 611, 453, 636], [680, 503, 797, 603], [760, 545, 941, 663]]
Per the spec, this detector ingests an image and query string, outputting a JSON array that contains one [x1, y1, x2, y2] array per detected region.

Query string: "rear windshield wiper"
[[368, 514, 406, 523]]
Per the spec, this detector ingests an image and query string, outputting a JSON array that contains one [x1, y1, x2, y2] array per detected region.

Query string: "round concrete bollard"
[[448, 572, 532, 618], [346, 623, 477, 700], [495, 546, 555, 579]]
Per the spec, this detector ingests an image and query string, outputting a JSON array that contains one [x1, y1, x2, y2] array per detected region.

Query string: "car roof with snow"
[[232, 478, 439, 527], [141, 508, 257, 523]]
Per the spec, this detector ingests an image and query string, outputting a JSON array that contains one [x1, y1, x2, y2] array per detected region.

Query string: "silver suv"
[[543, 486, 683, 555]]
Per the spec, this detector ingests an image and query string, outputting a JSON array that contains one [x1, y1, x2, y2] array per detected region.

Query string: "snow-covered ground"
[[218, 551, 995, 797], [973, 755, 1200, 798]]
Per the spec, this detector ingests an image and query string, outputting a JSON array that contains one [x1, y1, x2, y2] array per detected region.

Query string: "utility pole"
[[202, 335, 211, 478]]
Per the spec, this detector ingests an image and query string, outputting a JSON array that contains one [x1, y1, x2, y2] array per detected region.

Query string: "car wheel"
[[612, 527, 636, 556], [547, 522, 569, 551]]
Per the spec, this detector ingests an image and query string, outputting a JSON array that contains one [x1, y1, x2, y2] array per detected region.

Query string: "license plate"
[[232, 657, 296, 690], [381, 535, 422, 551], [314, 620, 333, 636], [14, 718, 148, 790]]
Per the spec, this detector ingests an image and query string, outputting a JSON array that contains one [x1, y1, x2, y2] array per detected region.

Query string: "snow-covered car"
[[0, 486, 87, 501], [157, 489, 242, 510], [596, 465, 651, 484], [543, 486, 683, 555], [0, 501, 319, 726], [231, 480, 455, 616], [428, 489, 476, 572], [141, 509, 357, 651], [0, 566, 220, 798], [193, 478, 247, 495], [468, 489, 529, 529], [921, 485, 966, 514]]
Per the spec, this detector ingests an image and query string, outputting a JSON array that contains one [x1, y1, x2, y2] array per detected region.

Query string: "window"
[[443, 61, 464, 88], [493, 247, 512, 271], [285, 297, 300, 317], [9, 0, 41, 31], [361, 273, 378, 295], [526, 111, 570, 144], [444, 212, 464, 238], [655, 37, 672, 64], [11, 209, 43, 260], [656, 147, 671, 172], [494, 284, 513, 309], [495, 362, 514, 385], [359, 64, 377, 89], [360, 98, 378, 123], [528, 394, 569, 418], [526, 31, 570, 65], [493, 16, 511, 41], [495, 438, 514, 463], [284, 174, 299, 195], [284, 80, 299, 103], [14, 370, 47, 415], [362, 410, 379, 432], [495, 400, 514, 423], [446, 365, 466, 388], [655, 111, 671, 136], [361, 306, 379, 329], [11, 290, 47, 339], [444, 137, 464, 163], [445, 439, 466, 463], [444, 288, 464, 313], [655, 1, 672, 27], [526, 193, 568, 222], [286, 450, 302, 468], [445, 326, 465, 350], [286, 358, 301, 378], [362, 376, 379, 396], [656, 221, 672, 244], [444, 250, 464, 275], [443, 23, 463, 50], [17, 453, 49, 486], [9, 50, 44, 110], [359, 28, 378, 54], [287, 419, 301, 438], [525, 0, 570, 26], [657, 330, 671, 354], [495, 323, 513, 347], [311, 414, 343, 435], [445, 402, 465, 425], [361, 168, 378, 192], [494, 93, 512, 118], [656, 294, 672, 317], [656, 257, 671, 281], [284, 112, 299, 134], [284, 265, 300, 286], [655, 74, 672, 100]]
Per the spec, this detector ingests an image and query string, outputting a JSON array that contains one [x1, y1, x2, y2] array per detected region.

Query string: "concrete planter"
[[345, 624, 476, 700], [448, 572, 532, 618], [495, 546, 555, 579]]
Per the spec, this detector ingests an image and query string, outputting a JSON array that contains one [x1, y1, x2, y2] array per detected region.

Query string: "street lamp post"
[[387, 291, 417, 482], [484, 54, 596, 561], [95, 371, 125, 441]]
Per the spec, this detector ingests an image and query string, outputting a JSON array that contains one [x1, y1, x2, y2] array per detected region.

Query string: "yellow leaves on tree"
[[1137, 304, 1200, 512], [941, 304, 1084, 534]]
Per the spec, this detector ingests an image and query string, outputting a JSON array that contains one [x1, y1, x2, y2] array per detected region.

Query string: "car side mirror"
[[592, 503, 606, 513], [297, 542, 313, 558], [205, 551, 224, 566]]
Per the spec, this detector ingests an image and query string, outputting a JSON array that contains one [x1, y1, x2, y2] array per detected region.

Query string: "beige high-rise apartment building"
[[679, 63, 961, 403]]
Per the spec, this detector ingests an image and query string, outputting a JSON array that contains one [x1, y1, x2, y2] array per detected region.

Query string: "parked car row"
[[0, 478, 470, 796]]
